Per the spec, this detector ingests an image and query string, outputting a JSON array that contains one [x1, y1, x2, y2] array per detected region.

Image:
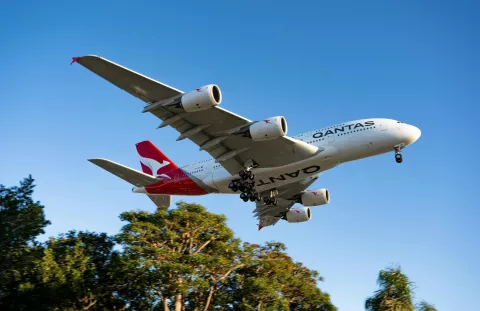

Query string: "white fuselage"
[[181, 118, 421, 194]]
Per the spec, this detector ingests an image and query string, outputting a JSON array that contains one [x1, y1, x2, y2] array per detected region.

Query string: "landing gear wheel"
[[262, 196, 277, 206], [249, 193, 256, 202], [229, 182, 239, 192], [239, 184, 246, 192], [240, 168, 255, 181], [395, 153, 403, 163], [240, 192, 248, 201]]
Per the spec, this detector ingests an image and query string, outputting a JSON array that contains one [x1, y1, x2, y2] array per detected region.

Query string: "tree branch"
[[202, 285, 216, 311], [82, 297, 97, 310], [191, 237, 216, 255], [158, 291, 170, 311]]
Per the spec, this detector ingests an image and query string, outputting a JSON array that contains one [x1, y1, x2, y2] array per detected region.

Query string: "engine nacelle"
[[286, 207, 311, 223], [180, 84, 222, 112], [248, 116, 288, 141], [300, 189, 330, 206]]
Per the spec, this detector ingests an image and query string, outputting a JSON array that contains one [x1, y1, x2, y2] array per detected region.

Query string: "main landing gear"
[[227, 161, 277, 205], [394, 146, 403, 163], [263, 189, 278, 206], [228, 167, 260, 203]]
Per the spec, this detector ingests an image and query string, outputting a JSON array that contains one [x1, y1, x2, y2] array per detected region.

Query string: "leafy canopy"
[[365, 266, 415, 311]]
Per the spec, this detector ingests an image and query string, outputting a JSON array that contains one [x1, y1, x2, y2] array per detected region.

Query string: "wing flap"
[[253, 177, 319, 229], [88, 158, 162, 187]]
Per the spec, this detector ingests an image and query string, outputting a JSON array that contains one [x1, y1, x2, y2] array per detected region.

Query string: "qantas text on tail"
[[74, 55, 421, 230]]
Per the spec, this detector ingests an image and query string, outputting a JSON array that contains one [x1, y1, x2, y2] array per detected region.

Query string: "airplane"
[[72, 55, 421, 230]]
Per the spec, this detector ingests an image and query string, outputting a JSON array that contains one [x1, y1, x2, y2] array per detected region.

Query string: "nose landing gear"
[[394, 146, 403, 163]]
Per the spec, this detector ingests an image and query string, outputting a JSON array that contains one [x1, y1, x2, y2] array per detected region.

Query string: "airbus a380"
[[73, 55, 421, 230]]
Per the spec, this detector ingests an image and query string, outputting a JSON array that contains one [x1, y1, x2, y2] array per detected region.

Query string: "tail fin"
[[136, 141, 179, 178]]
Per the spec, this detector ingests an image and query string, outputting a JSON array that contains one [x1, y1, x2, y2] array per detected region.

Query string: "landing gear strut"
[[394, 146, 403, 163]]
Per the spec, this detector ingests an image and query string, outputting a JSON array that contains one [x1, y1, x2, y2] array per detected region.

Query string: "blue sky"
[[1, 0, 478, 309]]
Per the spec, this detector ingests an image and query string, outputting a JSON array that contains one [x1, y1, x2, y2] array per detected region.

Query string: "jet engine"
[[180, 84, 222, 112], [299, 189, 330, 206], [285, 207, 311, 223], [247, 116, 288, 141]]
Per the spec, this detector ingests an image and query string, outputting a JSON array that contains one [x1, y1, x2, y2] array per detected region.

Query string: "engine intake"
[[180, 84, 222, 112], [285, 207, 311, 223], [299, 189, 330, 206], [248, 116, 288, 141]]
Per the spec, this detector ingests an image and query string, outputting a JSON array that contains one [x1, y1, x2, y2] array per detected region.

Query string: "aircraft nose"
[[405, 125, 421, 145]]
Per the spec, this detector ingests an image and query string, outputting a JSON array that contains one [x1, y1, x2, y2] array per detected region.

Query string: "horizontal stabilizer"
[[88, 158, 162, 187], [147, 194, 171, 208]]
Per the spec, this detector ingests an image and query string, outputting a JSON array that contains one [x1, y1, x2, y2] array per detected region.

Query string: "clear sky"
[[1, 1, 478, 310]]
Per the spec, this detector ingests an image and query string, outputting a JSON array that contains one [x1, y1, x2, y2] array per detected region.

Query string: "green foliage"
[[115, 202, 244, 310], [417, 301, 437, 311], [34, 231, 125, 310], [0, 176, 50, 310], [112, 203, 336, 310], [228, 242, 336, 311], [365, 266, 415, 311]]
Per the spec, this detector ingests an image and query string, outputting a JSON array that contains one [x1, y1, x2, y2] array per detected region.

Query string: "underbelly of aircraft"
[[206, 147, 340, 194]]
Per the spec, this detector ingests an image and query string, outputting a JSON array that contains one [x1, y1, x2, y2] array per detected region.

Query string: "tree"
[[227, 242, 335, 311], [365, 266, 415, 311], [0, 176, 50, 310], [34, 231, 125, 310], [116, 202, 245, 311], [417, 301, 437, 311], [115, 202, 336, 311]]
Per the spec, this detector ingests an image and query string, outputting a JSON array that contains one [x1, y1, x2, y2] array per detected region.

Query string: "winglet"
[[70, 57, 80, 65], [258, 224, 263, 231]]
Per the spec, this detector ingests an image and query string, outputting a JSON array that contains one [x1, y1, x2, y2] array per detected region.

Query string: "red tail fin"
[[135, 141, 179, 177]]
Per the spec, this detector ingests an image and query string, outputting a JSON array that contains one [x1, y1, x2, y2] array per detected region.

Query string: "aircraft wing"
[[254, 176, 318, 230], [74, 55, 318, 175]]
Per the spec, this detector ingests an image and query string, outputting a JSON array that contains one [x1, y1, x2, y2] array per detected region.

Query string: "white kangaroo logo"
[[139, 156, 171, 180]]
